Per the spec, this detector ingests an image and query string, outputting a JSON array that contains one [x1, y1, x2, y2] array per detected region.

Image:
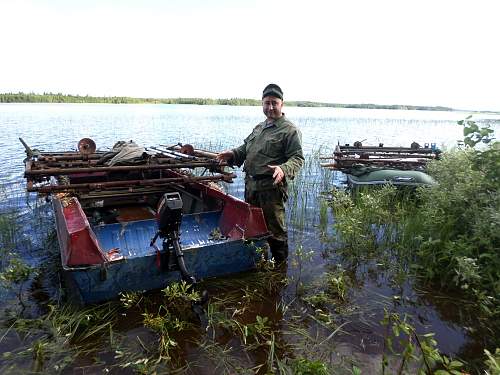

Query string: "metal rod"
[[38, 154, 102, 161], [28, 174, 235, 193], [150, 146, 199, 160], [19, 137, 34, 157], [337, 146, 435, 153], [334, 157, 429, 163], [320, 153, 436, 160], [165, 144, 219, 159], [25, 161, 229, 176]]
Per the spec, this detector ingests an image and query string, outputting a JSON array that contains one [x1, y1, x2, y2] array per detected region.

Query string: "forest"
[[0, 92, 455, 111]]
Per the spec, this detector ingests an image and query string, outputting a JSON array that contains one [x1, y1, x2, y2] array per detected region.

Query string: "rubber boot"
[[268, 238, 288, 264]]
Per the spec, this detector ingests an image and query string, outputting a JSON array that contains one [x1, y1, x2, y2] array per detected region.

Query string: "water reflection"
[[1, 103, 499, 372]]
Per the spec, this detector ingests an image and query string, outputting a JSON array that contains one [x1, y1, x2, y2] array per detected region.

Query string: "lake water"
[[1, 103, 499, 373], [2, 103, 498, 190]]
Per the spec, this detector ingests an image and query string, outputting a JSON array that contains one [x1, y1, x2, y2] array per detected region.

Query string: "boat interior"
[[77, 183, 225, 227]]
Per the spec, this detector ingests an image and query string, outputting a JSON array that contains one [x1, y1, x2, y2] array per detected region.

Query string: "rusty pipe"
[[27, 173, 236, 193], [25, 161, 229, 176]]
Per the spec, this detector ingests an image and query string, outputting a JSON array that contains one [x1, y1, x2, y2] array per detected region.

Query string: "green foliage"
[[459, 116, 499, 184], [0, 92, 262, 106], [0, 92, 456, 110], [1, 302, 120, 373], [0, 195, 20, 269], [459, 115, 495, 147], [162, 280, 200, 304], [119, 291, 143, 309], [329, 118, 500, 319], [142, 306, 188, 360], [241, 315, 273, 344], [303, 291, 330, 309], [484, 348, 500, 375], [325, 266, 350, 301], [329, 185, 410, 256], [291, 357, 330, 375], [290, 245, 315, 296], [0, 212, 18, 255], [0, 255, 34, 284], [381, 310, 464, 375], [415, 143, 499, 315], [137, 281, 201, 360]]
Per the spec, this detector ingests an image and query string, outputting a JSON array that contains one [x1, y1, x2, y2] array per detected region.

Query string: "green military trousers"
[[245, 183, 288, 262]]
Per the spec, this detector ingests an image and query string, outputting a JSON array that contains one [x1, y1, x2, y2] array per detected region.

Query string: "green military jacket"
[[232, 115, 304, 191]]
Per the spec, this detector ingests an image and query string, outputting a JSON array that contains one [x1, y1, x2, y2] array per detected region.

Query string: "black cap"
[[262, 83, 283, 100]]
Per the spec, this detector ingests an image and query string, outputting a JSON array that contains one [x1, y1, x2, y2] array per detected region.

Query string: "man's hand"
[[216, 150, 234, 164], [268, 165, 284, 184]]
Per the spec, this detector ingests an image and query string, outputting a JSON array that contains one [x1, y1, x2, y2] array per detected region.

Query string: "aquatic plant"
[[0, 213, 18, 263], [162, 280, 200, 304], [1, 301, 121, 373], [0, 255, 34, 285], [329, 184, 408, 261], [142, 306, 188, 360], [291, 357, 330, 375], [483, 348, 500, 375], [325, 266, 350, 302], [0, 254, 35, 309], [119, 290, 143, 309], [381, 309, 464, 375], [290, 245, 315, 296]]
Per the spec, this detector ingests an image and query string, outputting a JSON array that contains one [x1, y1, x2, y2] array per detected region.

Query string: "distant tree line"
[[0, 92, 454, 111], [0, 92, 262, 106]]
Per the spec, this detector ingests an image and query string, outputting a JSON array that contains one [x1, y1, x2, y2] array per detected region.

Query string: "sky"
[[0, 0, 499, 111]]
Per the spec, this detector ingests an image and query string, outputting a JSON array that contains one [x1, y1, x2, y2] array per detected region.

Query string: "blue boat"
[[22, 139, 269, 304]]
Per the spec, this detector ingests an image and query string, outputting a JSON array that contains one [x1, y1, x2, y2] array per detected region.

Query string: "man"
[[217, 84, 304, 262]]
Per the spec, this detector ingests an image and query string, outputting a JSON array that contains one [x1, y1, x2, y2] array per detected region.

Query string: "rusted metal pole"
[[333, 157, 429, 164], [28, 173, 235, 193], [320, 153, 436, 160], [19, 137, 34, 157], [25, 161, 228, 177], [166, 145, 219, 159], [337, 146, 435, 153], [38, 154, 102, 161]]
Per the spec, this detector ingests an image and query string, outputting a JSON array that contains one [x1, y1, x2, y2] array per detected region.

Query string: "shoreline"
[[0, 92, 477, 112]]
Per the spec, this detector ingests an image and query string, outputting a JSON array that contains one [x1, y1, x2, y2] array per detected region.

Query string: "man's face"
[[262, 96, 283, 120]]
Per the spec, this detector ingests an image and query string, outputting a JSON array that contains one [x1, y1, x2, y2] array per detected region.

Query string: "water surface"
[[0, 103, 498, 373]]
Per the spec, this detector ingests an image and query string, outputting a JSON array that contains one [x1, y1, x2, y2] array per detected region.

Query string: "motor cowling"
[[156, 192, 183, 237]]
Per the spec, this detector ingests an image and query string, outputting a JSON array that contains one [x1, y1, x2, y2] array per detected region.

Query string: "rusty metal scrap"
[[28, 173, 236, 193], [321, 144, 440, 171], [25, 160, 229, 177], [21, 138, 233, 194]]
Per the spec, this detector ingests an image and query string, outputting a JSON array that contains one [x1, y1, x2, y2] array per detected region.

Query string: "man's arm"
[[231, 143, 247, 167], [278, 128, 304, 181]]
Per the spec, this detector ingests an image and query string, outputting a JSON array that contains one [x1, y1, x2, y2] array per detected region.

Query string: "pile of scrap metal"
[[21, 138, 234, 195], [320, 141, 440, 188]]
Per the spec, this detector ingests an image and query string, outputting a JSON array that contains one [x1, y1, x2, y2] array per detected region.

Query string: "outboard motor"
[[157, 192, 183, 235], [150, 191, 209, 323], [150, 192, 196, 284]]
